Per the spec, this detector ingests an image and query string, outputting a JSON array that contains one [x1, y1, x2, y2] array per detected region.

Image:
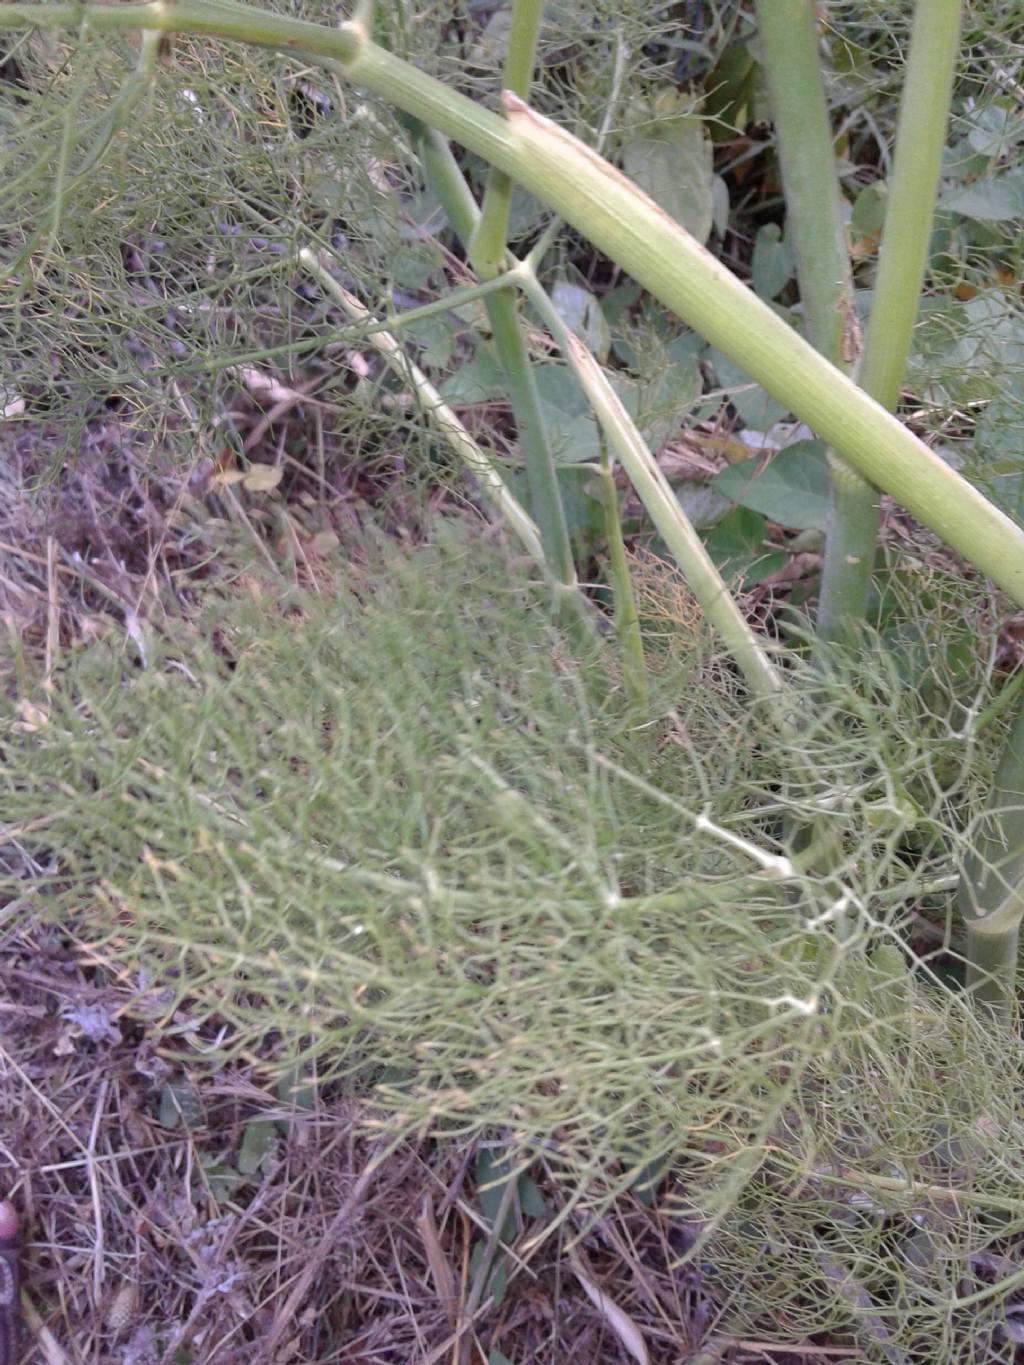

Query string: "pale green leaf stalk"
[[296, 247, 546, 569], [5, 4, 1024, 604], [756, 0, 876, 641], [402, 117, 482, 247]]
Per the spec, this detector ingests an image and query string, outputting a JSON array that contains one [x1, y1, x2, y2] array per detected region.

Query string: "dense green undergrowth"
[[6, 532, 1024, 1357]]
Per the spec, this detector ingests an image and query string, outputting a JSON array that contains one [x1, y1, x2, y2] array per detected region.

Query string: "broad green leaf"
[[851, 182, 888, 239], [506, 183, 547, 238], [713, 439, 830, 530], [964, 102, 1024, 158], [709, 350, 788, 431], [621, 95, 713, 244], [630, 1153, 669, 1206], [511, 464, 603, 542], [532, 364, 598, 464], [238, 1118, 277, 1175], [910, 291, 1024, 406], [518, 1173, 546, 1219], [703, 41, 757, 136], [391, 241, 443, 291], [973, 379, 1024, 518], [158, 1082, 203, 1130], [276, 1068, 317, 1111], [542, 413, 599, 464], [204, 1162, 243, 1203], [475, 1148, 518, 1239], [635, 332, 703, 448], [404, 314, 455, 369], [468, 1239, 508, 1309], [940, 168, 1024, 222], [750, 223, 793, 301], [438, 346, 506, 404], [551, 279, 611, 362], [533, 363, 589, 418], [702, 507, 784, 587], [600, 280, 643, 328], [676, 481, 732, 529]]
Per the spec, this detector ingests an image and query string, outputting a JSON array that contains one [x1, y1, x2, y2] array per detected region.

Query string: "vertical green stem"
[[965, 923, 1020, 1022], [756, 0, 854, 364], [405, 2, 575, 597], [756, 0, 875, 640], [486, 288, 576, 588], [959, 699, 1024, 1021], [469, 0, 544, 277], [597, 443, 649, 710], [858, 0, 963, 412], [758, 0, 962, 640], [844, 0, 961, 627], [404, 127, 579, 623]]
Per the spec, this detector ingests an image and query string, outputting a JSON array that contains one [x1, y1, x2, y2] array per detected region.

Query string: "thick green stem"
[[756, 0, 876, 640], [756, 0, 855, 363], [965, 923, 1020, 1022], [5, 3, 1023, 605], [818, 461, 879, 636], [958, 699, 1024, 1022]]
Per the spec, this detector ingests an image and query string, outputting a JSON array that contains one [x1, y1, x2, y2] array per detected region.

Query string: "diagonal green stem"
[[296, 247, 546, 567], [485, 288, 576, 588]]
